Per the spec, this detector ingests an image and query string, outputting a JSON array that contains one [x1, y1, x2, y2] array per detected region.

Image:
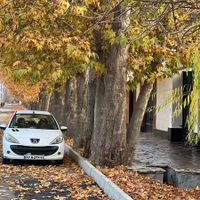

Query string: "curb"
[[65, 144, 133, 200]]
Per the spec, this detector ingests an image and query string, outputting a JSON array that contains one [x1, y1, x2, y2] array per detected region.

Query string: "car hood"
[[5, 128, 62, 146]]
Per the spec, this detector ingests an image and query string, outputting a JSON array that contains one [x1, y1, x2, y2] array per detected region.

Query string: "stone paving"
[[134, 132, 200, 170], [133, 132, 200, 188]]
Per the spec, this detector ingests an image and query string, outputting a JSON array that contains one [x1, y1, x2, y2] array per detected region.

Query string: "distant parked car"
[[0, 110, 67, 164]]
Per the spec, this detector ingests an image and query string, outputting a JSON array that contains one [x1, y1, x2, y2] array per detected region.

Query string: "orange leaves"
[[0, 155, 109, 199], [98, 165, 200, 200]]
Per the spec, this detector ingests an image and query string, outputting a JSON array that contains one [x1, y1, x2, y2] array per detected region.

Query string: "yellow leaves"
[[52, 68, 63, 82], [84, 0, 98, 5], [91, 61, 106, 74], [0, 20, 3, 31], [130, 27, 141, 35], [104, 29, 116, 44], [56, 0, 70, 9], [0, 0, 95, 97], [72, 6, 87, 16], [62, 37, 71, 43], [13, 61, 21, 67], [35, 43, 43, 51], [54, 0, 70, 16]]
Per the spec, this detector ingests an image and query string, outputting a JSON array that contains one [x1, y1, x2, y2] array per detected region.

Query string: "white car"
[[0, 110, 67, 164]]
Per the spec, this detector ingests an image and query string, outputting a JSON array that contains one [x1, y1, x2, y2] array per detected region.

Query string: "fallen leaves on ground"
[[66, 139, 200, 200], [0, 136, 108, 200], [0, 108, 109, 200], [98, 166, 200, 200]]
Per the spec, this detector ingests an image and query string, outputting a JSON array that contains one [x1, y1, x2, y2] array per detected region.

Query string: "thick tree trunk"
[[62, 78, 82, 140], [49, 83, 65, 124], [90, 6, 130, 166], [38, 88, 52, 111], [83, 69, 97, 157], [126, 80, 155, 165], [62, 78, 76, 137], [74, 72, 88, 148], [44, 93, 51, 111]]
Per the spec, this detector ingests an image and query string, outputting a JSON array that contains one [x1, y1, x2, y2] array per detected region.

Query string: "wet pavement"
[[0, 182, 15, 200], [134, 132, 200, 170]]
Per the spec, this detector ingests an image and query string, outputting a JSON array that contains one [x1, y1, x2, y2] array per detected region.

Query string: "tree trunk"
[[90, 6, 130, 166], [30, 102, 39, 110], [49, 83, 65, 124], [62, 78, 78, 138], [72, 72, 88, 148], [126, 80, 155, 165], [83, 69, 97, 157], [38, 88, 52, 111]]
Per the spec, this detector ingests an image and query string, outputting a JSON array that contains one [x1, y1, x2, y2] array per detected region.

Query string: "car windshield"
[[9, 114, 59, 130]]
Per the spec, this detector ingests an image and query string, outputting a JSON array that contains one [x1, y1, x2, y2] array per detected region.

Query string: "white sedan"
[[0, 110, 67, 164]]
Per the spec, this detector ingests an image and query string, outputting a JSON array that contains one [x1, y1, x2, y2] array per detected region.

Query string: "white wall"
[[156, 78, 173, 131]]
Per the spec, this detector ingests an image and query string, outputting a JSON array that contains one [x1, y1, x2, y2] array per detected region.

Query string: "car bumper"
[[3, 140, 65, 161]]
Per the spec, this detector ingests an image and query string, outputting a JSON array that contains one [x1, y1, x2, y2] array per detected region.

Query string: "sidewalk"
[[134, 132, 200, 169], [133, 132, 200, 188]]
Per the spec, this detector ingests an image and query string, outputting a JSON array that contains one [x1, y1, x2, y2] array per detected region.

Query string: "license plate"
[[24, 154, 44, 160]]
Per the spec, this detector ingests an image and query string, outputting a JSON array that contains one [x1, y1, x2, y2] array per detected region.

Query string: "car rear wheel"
[[2, 157, 10, 164]]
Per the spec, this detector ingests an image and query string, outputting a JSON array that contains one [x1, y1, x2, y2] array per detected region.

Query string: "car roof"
[[15, 110, 51, 115]]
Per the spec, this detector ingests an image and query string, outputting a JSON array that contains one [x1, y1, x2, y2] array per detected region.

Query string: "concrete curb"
[[65, 144, 133, 200]]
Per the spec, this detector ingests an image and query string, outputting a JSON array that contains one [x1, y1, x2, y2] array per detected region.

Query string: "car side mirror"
[[0, 124, 7, 130], [60, 126, 68, 131]]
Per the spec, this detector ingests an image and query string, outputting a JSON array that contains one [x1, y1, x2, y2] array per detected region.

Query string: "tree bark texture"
[[62, 78, 77, 138], [49, 83, 66, 124], [74, 72, 88, 148], [83, 69, 97, 157], [90, 6, 130, 166], [126, 80, 154, 165], [38, 88, 52, 111]]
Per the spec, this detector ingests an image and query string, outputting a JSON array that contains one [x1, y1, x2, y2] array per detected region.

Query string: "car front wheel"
[[55, 159, 63, 165], [2, 157, 10, 165]]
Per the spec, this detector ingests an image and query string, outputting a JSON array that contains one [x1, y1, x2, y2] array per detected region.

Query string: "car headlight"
[[51, 135, 63, 144], [5, 133, 19, 144]]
